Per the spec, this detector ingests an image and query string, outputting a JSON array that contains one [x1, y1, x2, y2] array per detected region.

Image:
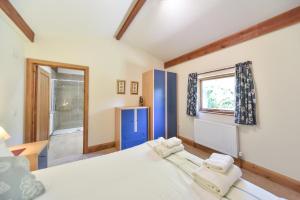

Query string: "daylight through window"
[[200, 75, 235, 114]]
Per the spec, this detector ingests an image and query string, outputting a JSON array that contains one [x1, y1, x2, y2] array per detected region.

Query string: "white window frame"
[[199, 73, 235, 115]]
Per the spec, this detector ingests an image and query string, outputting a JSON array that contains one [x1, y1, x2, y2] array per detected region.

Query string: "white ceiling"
[[10, 0, 135, 38], [10, 0, 300, 61], [122, 0, 300, 61]]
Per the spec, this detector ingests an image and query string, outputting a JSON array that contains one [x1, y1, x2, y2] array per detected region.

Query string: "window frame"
[[199, 73, 235, 116]]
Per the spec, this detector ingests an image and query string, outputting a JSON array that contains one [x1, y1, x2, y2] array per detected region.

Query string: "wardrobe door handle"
[[134, 109, 138, 133]]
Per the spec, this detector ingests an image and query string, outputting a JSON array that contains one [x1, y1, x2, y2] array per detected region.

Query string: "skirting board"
[[178, 135, 300, 193], [87, 142, 115, 153], [241, 160, 300, 193]]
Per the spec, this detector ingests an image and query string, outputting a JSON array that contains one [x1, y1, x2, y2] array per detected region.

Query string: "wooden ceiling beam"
[[0, 0, 35, 42], [164, 6, 300, 68], [115, 0, 146, 40]]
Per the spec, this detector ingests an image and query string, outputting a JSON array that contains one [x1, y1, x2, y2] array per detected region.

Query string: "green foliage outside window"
[[202, 76, 235, 111]]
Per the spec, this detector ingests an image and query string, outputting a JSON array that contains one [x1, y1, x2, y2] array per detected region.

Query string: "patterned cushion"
[[0, 156, 45, 200]]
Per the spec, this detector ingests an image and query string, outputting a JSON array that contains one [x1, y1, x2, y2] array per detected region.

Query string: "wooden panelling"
[[36, 68, 50, 141], [25, 59, 90, 154], [178, 135, 194, 146], [115, 108, 121, 150], [83, 67, 89, 154], [179, 135, 300, 193], [25, 60, 36, 143], [142, 70, 154, 140], [87, 142, 116, 153], [9, 140, 48, 171], [165, 6, 300, 68], [26, 58, 89, 71], [115, 0, 146, 40], [0, 0, 35, 42], [241, 160, 300, 193]]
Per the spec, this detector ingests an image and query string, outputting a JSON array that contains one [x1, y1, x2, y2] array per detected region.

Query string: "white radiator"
[[194, 119, 239, 158]]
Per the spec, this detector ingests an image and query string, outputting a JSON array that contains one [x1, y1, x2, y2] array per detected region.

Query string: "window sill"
[[199, 110, 234, 116]]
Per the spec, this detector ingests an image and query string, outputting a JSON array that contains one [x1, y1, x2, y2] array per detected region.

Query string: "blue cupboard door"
[[167, 72, 177, 139], [154, 70, 166, 139], [121, 108, 148, 150], [38, 146, 48, 169], [123, 138, 147, 149], [137, 108, 148, 140], [121, 109, 134, 149]]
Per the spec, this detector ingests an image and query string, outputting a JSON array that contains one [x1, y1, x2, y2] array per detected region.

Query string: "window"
[[199, 74, 235, 114]]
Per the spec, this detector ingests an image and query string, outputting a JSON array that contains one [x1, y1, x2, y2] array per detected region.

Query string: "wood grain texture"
[[36, 68, 50, 141], [241, 160, 300, 193], [9, 140, 48, 171], [25, 59, 89, 154], [165, 6, 300, 68], [115, 108, 121, 150], [115, 0, 146, 40], [142, 70, 154, 140], [178, 135, 194, 146], [0, 0, 35, 42], [25, 60, 35, 143], [87, 142, 116, 153], [179, 135, 300, 193], [83, 67, 89, 154], [26, 58, 89, 70]]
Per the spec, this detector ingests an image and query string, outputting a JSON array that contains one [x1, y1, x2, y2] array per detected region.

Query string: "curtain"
[[186, 73, 198, 116], [235, 61, 256, 125]]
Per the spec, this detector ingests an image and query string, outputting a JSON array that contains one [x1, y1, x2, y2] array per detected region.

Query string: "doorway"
[[25, 59, 89, 161]]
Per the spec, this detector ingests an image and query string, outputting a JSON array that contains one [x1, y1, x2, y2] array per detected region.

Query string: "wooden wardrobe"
[[142, 69, 177, 140]]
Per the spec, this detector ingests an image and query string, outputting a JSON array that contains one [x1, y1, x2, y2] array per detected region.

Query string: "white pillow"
[[0, 140, 13, 157]]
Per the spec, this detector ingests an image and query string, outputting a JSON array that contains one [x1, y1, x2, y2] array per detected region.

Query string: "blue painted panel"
[[38, 146, 48, 169], [138, 108, 148, 140], [121, 109, 134, 149], [154, 70, 166, 139], [121, 108, 148, 150], [167, 72, 177, 139], [123, 138, 147, 149]]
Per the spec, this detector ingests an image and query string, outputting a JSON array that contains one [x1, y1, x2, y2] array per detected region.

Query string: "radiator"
[[194, 119, 239, 158]]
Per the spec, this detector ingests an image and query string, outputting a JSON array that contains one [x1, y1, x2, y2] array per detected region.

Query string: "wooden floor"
[[90, 144, 300, 200], [183, 144, 300, 200]]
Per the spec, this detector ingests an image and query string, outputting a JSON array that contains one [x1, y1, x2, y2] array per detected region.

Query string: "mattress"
[[34, 143, 283, 200]]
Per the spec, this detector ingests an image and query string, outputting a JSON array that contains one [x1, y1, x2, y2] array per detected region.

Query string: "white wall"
[[168, 23, 300, 180], [0, 13, 162, 147], [25, 36, 163, 146], [0, 13, 28, 146]]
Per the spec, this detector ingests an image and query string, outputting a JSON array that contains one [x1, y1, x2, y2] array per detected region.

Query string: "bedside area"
[[9, 140, 49, 171]]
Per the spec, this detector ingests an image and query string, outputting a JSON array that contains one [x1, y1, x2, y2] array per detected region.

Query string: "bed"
[[34, 143, 283, 200]]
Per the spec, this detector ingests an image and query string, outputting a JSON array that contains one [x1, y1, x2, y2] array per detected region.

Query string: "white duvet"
[[34, 143, 283, 200]]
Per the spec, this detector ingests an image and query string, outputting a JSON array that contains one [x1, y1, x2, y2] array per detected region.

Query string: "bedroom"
[[0, 0, 300, 199]]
